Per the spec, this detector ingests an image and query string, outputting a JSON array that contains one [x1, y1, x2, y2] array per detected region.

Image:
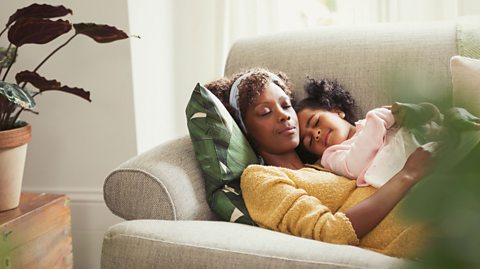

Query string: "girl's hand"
[[391, 102, 443, 128], [400, 142, 438, 184]]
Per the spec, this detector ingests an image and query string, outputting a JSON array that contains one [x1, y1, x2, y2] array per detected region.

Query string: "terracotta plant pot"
[[0, 123, 31, 211]]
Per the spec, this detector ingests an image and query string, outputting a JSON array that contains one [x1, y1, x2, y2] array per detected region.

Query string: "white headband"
[[228, 71, 283, 134]]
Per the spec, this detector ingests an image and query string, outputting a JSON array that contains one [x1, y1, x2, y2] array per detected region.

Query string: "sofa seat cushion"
[[102, 220, 412, 269]]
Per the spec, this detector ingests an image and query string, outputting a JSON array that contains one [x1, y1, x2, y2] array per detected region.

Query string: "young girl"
[[295, 77, 444, 188]]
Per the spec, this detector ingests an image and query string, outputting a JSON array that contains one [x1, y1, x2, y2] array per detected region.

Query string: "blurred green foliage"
[[403, 128, 480, 269], [323, 0, 337, 11], [387, 67, 480, 269]]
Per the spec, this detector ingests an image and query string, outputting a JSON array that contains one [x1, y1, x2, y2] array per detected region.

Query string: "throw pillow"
[[450, 55, 480, 117], [186, 83, 259, 225]]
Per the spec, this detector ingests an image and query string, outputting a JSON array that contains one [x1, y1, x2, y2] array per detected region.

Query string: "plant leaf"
[[0, 81, 35, 109], [73, 23, 128, 43], [0, 46, 17, 68], [8, 18, 72, 47], [56, 86, 91, 102], [15, 71, 91, 102], [6, 3, 72, 27], [15, 70, 61, 91]]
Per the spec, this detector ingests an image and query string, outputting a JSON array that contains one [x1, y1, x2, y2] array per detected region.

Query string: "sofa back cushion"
[[225, 21, 457, 117]]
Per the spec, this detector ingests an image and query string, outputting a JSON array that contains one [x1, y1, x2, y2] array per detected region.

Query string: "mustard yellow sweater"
[[240, 164, 427, 258]]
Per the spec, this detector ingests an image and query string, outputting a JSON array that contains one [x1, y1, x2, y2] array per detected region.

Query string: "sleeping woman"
[[205, 68, 441, 258]]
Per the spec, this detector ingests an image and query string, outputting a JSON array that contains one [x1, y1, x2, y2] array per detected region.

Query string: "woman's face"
[[244, 82, 299, 155], [297, 107, 353, 156]]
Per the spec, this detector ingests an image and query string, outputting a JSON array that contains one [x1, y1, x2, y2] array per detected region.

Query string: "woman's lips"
[[279, 126, 296, 135]]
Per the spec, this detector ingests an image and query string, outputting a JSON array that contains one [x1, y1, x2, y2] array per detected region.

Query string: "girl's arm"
[[321, 108, 395, 178], [345, 145, 433, 238]]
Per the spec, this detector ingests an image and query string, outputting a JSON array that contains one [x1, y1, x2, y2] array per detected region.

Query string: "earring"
[[339, 112, 345, 118]]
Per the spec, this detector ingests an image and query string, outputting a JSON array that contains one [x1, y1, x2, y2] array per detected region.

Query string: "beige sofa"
[[101, 21, 459, 269]]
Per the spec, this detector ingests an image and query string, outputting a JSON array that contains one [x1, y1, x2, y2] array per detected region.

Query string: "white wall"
[[1, 1, 136, 269], [172, 0, 220, 137], [127, 0, 177, 154], [128, 0, 227, 152]]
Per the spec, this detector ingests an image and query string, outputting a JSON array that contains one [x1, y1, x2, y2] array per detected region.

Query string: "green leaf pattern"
[[186, 83, 259, 225]]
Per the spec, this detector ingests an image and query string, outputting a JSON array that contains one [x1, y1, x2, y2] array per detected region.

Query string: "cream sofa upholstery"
[[101, 21, 458, 269]]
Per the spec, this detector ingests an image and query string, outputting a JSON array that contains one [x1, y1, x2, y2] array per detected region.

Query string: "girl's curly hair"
[[295, 77, 358, 125], [294, 77, 358, 164]]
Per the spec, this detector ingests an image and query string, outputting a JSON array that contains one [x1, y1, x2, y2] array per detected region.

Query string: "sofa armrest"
[[103, 135, 216, 221]]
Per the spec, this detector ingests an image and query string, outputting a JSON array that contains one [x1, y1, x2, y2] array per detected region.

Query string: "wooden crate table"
[[0, 193, 73, 269]]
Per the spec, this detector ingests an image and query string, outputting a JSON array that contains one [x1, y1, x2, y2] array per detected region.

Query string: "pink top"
[[319, 108, 395, 186]]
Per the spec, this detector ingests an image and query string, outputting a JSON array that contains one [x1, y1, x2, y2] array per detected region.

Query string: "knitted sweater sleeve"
[[240, 165, 359, 245]]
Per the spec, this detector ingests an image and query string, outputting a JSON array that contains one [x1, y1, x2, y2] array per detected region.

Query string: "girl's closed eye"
[[314, 116, 320, 127]]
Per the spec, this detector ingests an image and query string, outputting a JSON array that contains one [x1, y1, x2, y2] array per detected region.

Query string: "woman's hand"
[[399, 142, 438, 184], [346, 142, 438, 238]]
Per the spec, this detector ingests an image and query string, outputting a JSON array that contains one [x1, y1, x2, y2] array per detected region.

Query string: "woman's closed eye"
[[257, 107, 271, 116], [282, 102, 292, 109]]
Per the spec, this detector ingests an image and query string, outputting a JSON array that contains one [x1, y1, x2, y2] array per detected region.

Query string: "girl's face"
[[244, 82, 299, 155], [297, 107, 354, 156]]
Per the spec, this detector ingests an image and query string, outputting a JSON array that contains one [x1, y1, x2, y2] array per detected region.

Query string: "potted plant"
[[0, 3, 128, 211]]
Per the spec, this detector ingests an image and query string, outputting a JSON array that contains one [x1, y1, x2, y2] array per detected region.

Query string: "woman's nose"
[[278, 110, 291, 122]]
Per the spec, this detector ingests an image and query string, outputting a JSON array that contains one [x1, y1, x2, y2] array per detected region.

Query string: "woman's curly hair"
[[295, 77, 358, 125], [204, 68, 294, 128], [294, 77, 358, 164]]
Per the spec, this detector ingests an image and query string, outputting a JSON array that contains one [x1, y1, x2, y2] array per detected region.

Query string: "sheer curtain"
[[172, 0, 335, 140], [130, 0, 480, 153], [213, 0, 279, 77], [213, 0, 338, 75], [334, 0, 479, 24]]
